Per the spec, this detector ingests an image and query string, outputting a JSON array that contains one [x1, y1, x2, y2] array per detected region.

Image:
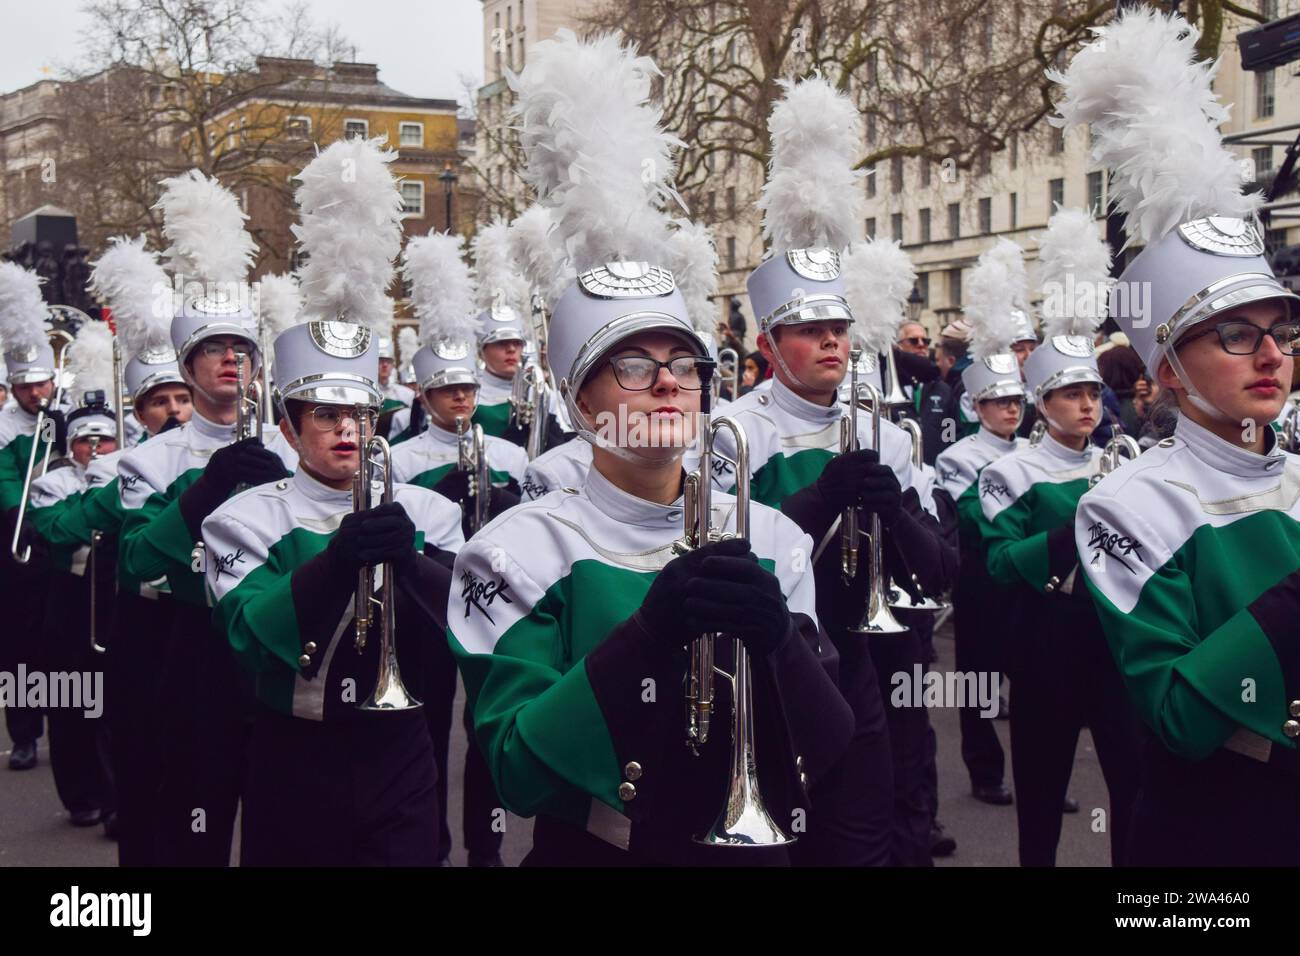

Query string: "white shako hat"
[[1049, 7, 1298, 399], [471, 219, 530, 349], [64, 318, 116, 442], [747, 75, 865, 342], [0, 262, 55, 385], [273, 137, 404, 411], [88, 235, 185, 407], [962, 238, 1032, 402], [1022, 208, 1112, 401], [154, 170, 259, 372], [841, 236, 917, 397], [404, 232, 480, 392], [509, 29, 709, 450]]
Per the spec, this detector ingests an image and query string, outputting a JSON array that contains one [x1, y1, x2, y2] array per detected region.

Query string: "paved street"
[[1, 617, 1115, 867]]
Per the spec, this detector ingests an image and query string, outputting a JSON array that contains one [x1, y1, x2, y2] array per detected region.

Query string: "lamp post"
[[439, 162, 458, 231], [907, 284, 924, 323]]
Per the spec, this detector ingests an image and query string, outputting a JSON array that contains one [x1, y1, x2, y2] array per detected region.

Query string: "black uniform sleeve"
[[882, 487, 957, 598]]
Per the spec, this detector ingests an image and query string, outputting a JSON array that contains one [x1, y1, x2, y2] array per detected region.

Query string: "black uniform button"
[[624, 761, 642, 781], [298, 654, 312, 669], [618, 782, 637, 801], [1284, 720, 1300, 739]]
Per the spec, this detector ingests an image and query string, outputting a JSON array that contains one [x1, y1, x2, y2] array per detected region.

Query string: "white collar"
[[770, 377, 842, 424], [975, 427, 1017, 455], [583, 463, 688, 530], [292, 467, 351, 505], [424, 423, 461, 450], [189, 409, 236, 442], [1176, 415, 1288, 480], [1038, 431, 1093, 466]]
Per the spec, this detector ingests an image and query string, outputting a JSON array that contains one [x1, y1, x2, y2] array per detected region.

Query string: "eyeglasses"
[[198, 341, 254, 360], [608, 355, 705, 391], [304, 406, 377, 432], [901, 336, 931, 347], [1177, 319, 1300, 357], [986, 396, 1024, 409]]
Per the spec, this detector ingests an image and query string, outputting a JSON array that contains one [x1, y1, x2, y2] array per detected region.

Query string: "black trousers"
[[1, 546, 46, 749], [1127, 740, 1300, 866], [42, 568, 114, 816], [105, 591, 173, 866], [153, 602, 251, 867], [1007, 590, 1141, 867], [952, 574, 1006, 789], [241, 705, 441, 866], [462, 699, 505, 860]]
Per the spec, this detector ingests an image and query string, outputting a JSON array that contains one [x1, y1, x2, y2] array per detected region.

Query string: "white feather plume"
[[662, 219, 719, 341], [510, 29, 680, 271], [758, 75, 865, 253], [509, 204, 572, 311], [0, 262, 48, 354], [397, 326, 420, 365], [1036, 208, 1113, 338], [403, 232, 478, 347], [965, 239, 1031, 361], [842, 239, 916, 356], [154, 169, 256, 283], [67, 320, 116, 401], [88, 236, 173, 357], [256, 273, 301, 339], [472, 219, 530, 316], [1048, 7, 1258, 246], [291, 137, 404, 330]]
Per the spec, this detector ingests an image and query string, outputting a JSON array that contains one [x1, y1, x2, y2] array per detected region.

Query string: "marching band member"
[[448, 30, 853, 865], [393, 228, 519, 866], [202, 138, 463, 863], [0, 261, 58, 772], [117, 170, 295, 866], [708, 78, 953, 866], [974, 215, 1140, 867], [933, 238, 1032, 808], [1060, 9, 1300, 864], [27, 319, 118, 830]]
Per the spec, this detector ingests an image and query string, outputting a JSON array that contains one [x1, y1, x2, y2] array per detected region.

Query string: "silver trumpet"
[[455, 415, 491, 534], [887, 418, 948, 613], [11, 341, 70, 564], [111, 338, 126, 447], [1089, 433, 1141, 489], [1280, 398, 1300, 453], [843, 373, 908, 635], [508, 361, 550, 461], [675, 361, 791, 847], [235, 360, 263, 443], [352, 406, 421, 711], [879, 345, 910, 410], [717, 347, 740, 401], [89, 435, 107, 655], [1027, 418, 1047, 447]]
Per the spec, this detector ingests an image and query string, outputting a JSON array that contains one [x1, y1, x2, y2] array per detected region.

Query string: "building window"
[[866, 114, 876, 143], [726, 236, 736, 270], [948, 267, 962, 308], [1252, 147, 1274, 179], [726, 186, 736, 218], [1051, 125, 1065, 155], [891, 156, 904, 194], [1087, 171, 1105, 214], [1265, 227, 1287, 252], [286, 115, 311, 139], [1010, 132, 1019, 170], [919, 207, 931, 244], [947, 202, 960, 239], [866, 217, 877, 239], [1049, 177, 1064, 211], [978, 197, 992, 234], [399, 122, 424, 147], [1263, 0, 1279, 17], [976, 152, 991, 177], [707, 191, 716, 218], [1009, 192, 1018, 230], [867, 163, 877, 199], [344, 119, 368, 140], [1257, 69, 1275, 119], [400, 180, 424, 216], [868, 50, 879, 84], [918, 272, 929, 307], [891, 212, 903, 242], [921, 160, 931, 188]]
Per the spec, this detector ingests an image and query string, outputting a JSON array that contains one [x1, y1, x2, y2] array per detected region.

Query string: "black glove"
[[857, 461, 902, 528], [488, 484, 521, 519], [44, 408, 68, 454], [815, 449, 881, 510], [499, 417, 530, 449], [327, 502, 417, 572], [203, 438, 291, 497], [159, 415, 184, 433], [432, 467, 472, 505], [640, 538, 791, 658]]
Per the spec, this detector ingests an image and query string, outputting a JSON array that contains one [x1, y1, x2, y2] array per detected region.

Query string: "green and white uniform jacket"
[[117, 411, 299, 607], [390, 422, 527, 492], [1076, 416, 1300, 761], [935, 427, 1026, 543], [520, 437, 592, 501], [202, 469, 465, 719], [447, 464, 853, 856], [472, 372, 515, 439], [0, 402, 40, 513], [28, 463, 93, 575]]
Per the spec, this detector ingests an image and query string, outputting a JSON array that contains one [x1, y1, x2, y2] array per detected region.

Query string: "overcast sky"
[[1, 0, 484, 104]]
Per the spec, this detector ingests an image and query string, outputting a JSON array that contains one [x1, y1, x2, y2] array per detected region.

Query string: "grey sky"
[[0, 0, 484, 103]]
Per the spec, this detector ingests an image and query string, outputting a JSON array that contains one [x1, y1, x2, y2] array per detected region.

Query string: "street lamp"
[[907, 283, 924, 323], [439, 162, 458, 231]]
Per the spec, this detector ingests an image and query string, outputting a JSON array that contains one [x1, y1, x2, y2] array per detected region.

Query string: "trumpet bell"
[[359, 647, 422, 711], [848, 584, 910, 634], [887, 584, 949, 612]]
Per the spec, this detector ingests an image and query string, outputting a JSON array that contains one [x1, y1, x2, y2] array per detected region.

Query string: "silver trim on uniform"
[[563, 312, 708, 395], [1163, 467, 1300, 515]]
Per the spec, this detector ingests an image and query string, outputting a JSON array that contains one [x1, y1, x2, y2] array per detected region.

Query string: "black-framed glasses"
[[305, 406, 377, 432], [198, 341, 254, 360], [608, 355, 706, 391], [901, 336, 931, 347], [986, 396, 1024, 409], [1177, 319, 1300, 357]]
